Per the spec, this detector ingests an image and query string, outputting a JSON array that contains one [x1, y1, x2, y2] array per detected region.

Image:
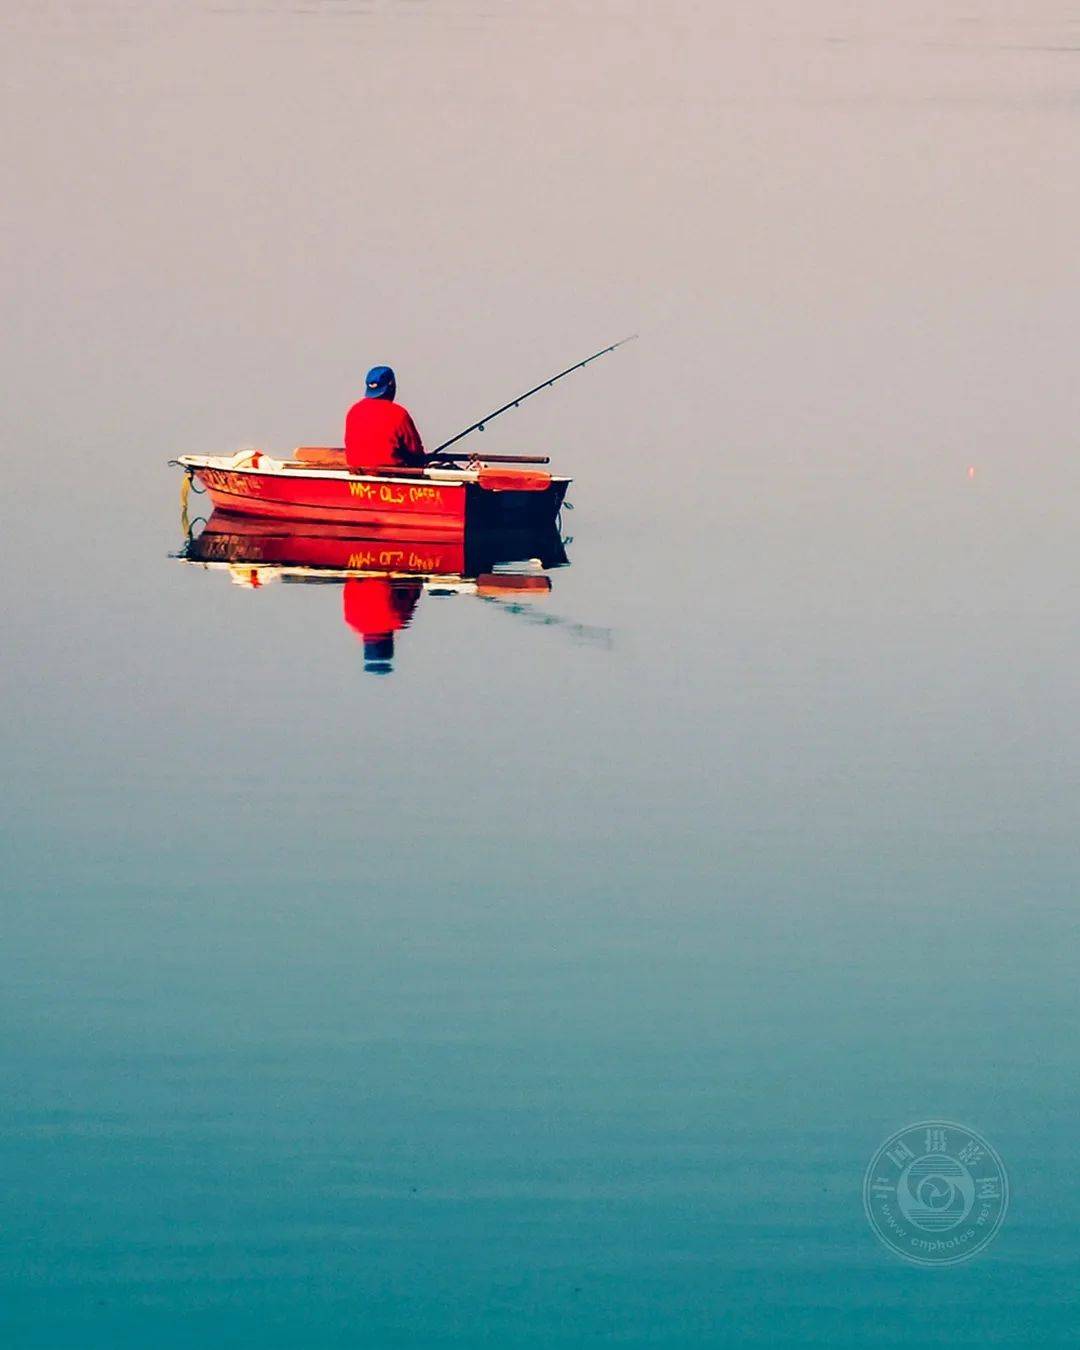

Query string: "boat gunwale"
[[176, 454, 571, 489]]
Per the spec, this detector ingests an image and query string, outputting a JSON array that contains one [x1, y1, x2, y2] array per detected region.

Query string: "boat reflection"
[[178, 513, 571, 674]]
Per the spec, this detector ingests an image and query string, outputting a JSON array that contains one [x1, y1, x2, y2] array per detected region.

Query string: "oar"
[[292, 446, 549, 466], [416, 464, 554, 493], [285, 452, 552, 492], [370, 464, 553, 491]]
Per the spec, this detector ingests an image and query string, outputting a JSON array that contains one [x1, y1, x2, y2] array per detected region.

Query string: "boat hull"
[[465, 479, 569, 529], [186, 461, 569, 532], [193, 464, 466, 533]]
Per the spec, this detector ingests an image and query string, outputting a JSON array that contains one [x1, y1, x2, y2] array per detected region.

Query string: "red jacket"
[[343, 578, 421, 640], [344, 399, 426, 471]]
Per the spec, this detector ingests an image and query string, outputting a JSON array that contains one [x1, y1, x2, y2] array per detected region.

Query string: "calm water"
[[3, 2, 1080, 1345]]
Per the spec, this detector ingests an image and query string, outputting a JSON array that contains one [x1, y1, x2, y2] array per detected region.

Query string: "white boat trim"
[[176, 454, 570, 489]]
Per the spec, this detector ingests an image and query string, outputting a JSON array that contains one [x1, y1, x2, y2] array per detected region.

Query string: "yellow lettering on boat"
[[347, 481, 441, 506], [346, 548, 444, 573], [209, 470, 261, 495], [205, 536, 264, 560]]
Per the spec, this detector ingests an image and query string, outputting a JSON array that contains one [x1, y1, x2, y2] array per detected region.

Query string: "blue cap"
[[365, 366, 396, 401]]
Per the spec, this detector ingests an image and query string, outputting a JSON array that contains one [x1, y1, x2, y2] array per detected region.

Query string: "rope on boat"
[[177, 466, 204, 535]]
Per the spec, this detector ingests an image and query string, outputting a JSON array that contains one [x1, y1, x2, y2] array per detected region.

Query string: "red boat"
[[175, 449, 570, 534]]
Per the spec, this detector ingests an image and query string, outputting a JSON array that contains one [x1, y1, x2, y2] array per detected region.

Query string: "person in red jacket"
[[344, 365, 427, 472]]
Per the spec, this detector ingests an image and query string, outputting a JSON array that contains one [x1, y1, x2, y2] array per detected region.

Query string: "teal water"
[[3, 2, 1080, 1345]]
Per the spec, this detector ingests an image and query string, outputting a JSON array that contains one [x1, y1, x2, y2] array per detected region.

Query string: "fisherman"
[[344, 365, 427, 472]]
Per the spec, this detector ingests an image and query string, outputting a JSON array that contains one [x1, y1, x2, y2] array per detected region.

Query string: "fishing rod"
[[429, 334, 638, 459]]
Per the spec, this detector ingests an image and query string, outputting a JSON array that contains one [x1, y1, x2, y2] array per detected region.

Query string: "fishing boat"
[[171, 336, 636, 534], [173, 448, 570, 534]]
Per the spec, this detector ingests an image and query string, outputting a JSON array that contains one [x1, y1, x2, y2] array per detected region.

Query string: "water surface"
[[2, 2, 1079, 1345]]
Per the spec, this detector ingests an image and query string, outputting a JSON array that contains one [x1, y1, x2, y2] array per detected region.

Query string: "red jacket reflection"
[[343, 578, 421, 639]]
